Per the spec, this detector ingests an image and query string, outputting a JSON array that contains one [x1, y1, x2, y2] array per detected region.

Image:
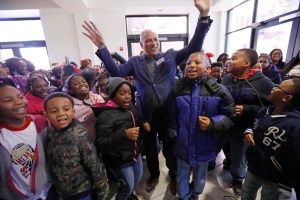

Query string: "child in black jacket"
[[93, 77, 143, 200]]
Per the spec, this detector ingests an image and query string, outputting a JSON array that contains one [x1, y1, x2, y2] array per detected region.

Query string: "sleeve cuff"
[[198, 16, 211, 23], [244, 128, 253, 135]]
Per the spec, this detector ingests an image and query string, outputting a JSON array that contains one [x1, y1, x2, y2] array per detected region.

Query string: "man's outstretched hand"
[[82, 21, 106, 49], [194, 0, 212, 17]]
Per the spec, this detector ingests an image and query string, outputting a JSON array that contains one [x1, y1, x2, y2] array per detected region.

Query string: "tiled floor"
[[109, 151, 297, 200]]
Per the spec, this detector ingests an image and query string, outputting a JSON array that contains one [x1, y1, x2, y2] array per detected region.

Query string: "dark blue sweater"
[[246, 107, 300, 190]]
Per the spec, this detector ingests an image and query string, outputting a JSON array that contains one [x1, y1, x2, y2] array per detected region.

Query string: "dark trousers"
[[143, 108, 177, 180]]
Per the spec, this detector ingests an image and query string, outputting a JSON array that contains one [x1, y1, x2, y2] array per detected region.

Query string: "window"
[[255, 21, 293, 57], [0, 20, 45, 42], [0, 18, 50, 70], [126, 15, 188, 57], [0, 49, 14, 61], [228, 0, 254, 32], [126, 16, 187, 35], [226, 28, 252, 56], [226, 0, 300, 62], [226, 1, 254, 55], [161, 41, 184, 52], [256, 0, 300, 22], [20, 47, 50, 70]]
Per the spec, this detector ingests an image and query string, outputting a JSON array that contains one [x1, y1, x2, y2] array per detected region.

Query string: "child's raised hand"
[[243, 133, 255, 146], [125, 127, 140, 140], [198, 116, 210, 131], [143, 122, 151, 132]]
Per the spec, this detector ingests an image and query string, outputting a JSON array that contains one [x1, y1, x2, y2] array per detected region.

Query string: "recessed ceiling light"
[[157, 8, 163, 11]]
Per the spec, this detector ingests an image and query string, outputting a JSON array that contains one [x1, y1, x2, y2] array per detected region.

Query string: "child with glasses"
[[243, 78, 300, 200]]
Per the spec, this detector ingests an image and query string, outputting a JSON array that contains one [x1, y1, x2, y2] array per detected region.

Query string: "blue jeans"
[[230, 132, 248, 182], [177, 158, 208, 200], [110, 155, 143, 200], [242, 171, 279, 200]]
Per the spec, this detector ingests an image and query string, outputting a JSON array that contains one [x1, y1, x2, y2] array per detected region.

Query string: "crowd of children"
[[0, 45, 300, 200], [1, 1, 299, 198]]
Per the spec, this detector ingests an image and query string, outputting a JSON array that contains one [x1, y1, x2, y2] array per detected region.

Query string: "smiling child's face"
[[45, 97, 75, 130], [0, 85, 27, 125]]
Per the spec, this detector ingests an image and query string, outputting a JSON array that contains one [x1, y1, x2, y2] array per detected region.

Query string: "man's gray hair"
[[140, 29, 158, 43]]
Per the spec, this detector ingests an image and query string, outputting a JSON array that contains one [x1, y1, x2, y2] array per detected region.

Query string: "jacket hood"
[[246, 71, 272, 83], [91, 100, 119, 117], [226, 70, 267, 83]]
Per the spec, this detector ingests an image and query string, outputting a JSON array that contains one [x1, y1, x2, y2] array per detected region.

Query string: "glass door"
[[253, 17, 300, 62], [0, 49, 14, 61], [20, 47, 50, 70]]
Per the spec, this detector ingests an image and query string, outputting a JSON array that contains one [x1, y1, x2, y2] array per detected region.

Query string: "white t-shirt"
[[0, 117, 39, 198]]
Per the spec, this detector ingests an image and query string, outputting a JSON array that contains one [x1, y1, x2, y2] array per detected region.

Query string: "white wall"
[[40, 9, 81, 65], [38, 8, 226, 66], [89, 9, 128, 64]]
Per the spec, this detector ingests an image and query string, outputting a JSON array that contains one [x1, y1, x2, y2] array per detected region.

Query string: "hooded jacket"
[[222, 71, 274, 132], [167, 75, 235, 166], [93, 100, 143, 169], [246, 107, 300, 190]]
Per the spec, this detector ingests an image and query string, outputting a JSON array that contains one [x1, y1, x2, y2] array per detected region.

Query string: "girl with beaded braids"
[[24, 75, 50, 116]]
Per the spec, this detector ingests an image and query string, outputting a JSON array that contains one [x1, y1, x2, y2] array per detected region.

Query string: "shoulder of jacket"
[[172, 79, 187, 94], [204, 76, 222, 94]]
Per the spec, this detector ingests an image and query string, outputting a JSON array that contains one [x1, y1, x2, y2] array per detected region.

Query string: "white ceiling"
[[0, 0, 243, 18]]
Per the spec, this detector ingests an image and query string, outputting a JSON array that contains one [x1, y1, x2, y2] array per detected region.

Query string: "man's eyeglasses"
[[275, 86, 291, 95]]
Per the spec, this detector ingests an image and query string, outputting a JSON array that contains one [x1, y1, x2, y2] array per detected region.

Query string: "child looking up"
[[243, 78, 300, 200], [93, 77, 143, 200], [222, 48, 274, 198], [0, 78, 51, 199], [44, 92, 108, 200]]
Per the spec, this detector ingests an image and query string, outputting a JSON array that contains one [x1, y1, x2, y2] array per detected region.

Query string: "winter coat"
[[222, 71, 274, 132], [167, 75, 235, 166], [46, 120, 108, 199], [93, 100, 143, 169]]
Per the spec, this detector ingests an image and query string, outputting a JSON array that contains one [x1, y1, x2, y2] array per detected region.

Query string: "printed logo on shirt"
[[262, 126, 287, 151], [11, 143, 35, 178]]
